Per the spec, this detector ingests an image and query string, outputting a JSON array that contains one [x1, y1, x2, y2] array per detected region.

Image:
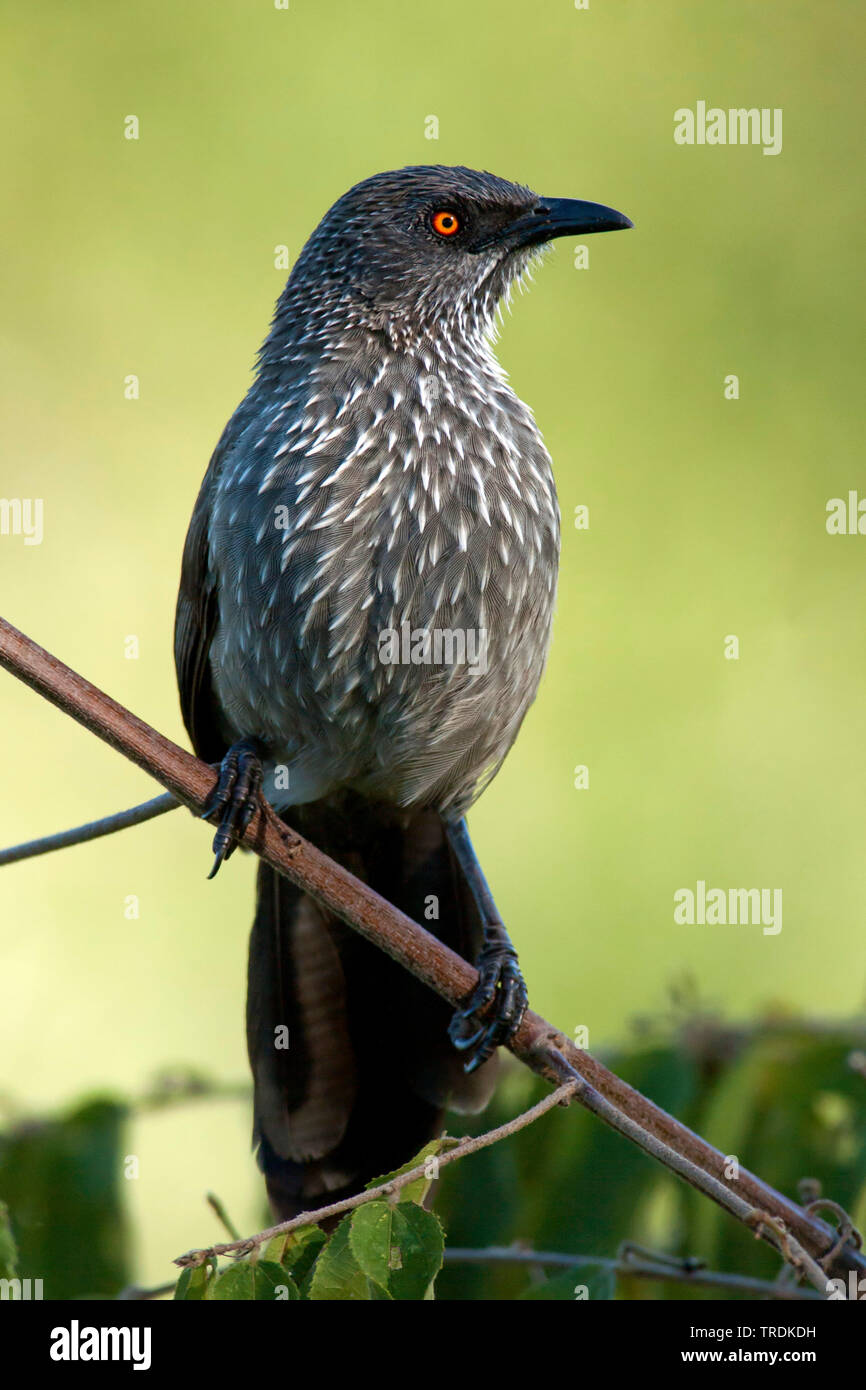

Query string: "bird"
[[174, 165, 631, 1219]]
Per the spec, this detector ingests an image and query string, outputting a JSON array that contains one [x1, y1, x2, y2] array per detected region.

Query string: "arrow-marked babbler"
[[175, 166, 631, 1218]]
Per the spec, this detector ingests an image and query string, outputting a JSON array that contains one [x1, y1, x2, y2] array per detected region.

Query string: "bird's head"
[[283, 165, 632, 348]]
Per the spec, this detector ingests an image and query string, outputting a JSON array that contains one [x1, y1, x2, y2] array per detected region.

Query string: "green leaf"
[[263, 1224, 326, 1284], [174, 1263, 212, 1300], [348, 1204, 393, 1289], [207, 1258, 297, 1301], [364, 1139, 448, 1207], [349, 1201, 444, 1300], [307, 1216, 388, 1300], [520, 1261, 616, 1300]]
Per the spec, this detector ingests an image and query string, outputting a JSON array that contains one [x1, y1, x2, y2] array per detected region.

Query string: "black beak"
[[502, 197, 633, 251]]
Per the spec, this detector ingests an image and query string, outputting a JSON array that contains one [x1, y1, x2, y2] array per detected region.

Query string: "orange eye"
[[431, 210, 460, 237]]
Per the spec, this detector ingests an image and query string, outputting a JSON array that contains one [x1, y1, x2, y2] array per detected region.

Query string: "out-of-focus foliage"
[[0, 1097, 130, 1298], [435, 1016, 866, 1301], [2, 1016, 864, 1299]]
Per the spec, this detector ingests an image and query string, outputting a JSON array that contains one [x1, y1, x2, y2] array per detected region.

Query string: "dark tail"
[[245, 794, 497, 1219]]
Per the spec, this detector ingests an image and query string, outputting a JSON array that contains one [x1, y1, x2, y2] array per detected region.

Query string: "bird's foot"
[[201, 738, 264, 878], [448, 938, 528, 1073]]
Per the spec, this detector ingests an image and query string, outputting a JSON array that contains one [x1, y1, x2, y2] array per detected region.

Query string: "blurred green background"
[[1, 1, 864, 1288]]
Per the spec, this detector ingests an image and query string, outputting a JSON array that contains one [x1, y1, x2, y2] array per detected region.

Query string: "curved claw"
[[448, 946, 528, 1073], [449, 1020, 488, 1053], [202, 740, 264, 878]]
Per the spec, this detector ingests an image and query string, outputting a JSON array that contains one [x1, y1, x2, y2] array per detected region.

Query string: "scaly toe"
[[449, 945, 528, 1071], [202, 740, 263, 878]]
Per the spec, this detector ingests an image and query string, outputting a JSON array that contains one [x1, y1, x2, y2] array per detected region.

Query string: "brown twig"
[[0, 613, 862, 1289], [744, 1211, 829, 1297], [175, 1081, 579, 1266]]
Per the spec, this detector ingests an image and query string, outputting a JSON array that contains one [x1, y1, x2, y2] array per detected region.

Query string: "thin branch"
[[135, 1070, 250, 1113], [0, 792, 179, 867], [743, 1211, 830, 1297], [175, 1081, 579, 1266], [443, 1246, 822, 1301], [115, 1281, 177, 1302], [0, 614, 862, 1290], [206, 1192, 241, 1242]]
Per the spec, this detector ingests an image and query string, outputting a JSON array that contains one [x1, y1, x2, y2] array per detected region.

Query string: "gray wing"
[[174, 436, 228, 763]]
